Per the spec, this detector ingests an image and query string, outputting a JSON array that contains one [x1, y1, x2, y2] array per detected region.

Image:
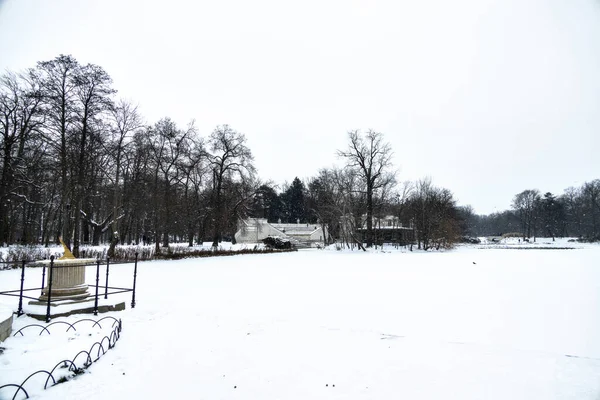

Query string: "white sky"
[[1, 0, 599, 214]]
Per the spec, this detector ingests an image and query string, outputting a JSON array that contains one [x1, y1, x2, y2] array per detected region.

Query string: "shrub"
[[154, 247, 295, 260], [0, 245, 54, 264], [577, 236, 600, 243], [459, 236, 481, 244], [262, 236, 292, 250], [0, 242, 295, 264]]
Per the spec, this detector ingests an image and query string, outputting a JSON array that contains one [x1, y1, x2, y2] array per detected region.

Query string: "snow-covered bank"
[[1, 245, 600, 399], [0, 241, 269, 264]]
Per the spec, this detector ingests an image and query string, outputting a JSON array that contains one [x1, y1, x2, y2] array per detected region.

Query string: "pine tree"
[[281, 177, 306, 223]]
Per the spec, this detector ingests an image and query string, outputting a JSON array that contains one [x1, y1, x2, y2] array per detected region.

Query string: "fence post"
[[41, 264, 46, 296], [17, 260, 26, 317], [104, 257, 110, 299], [94, 259, 100, 316], [46, 256, 54, 323], [131, 252, 138, 308]]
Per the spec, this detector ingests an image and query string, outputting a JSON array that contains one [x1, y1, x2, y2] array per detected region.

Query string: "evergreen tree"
[[281, 177, 306, 223], [540, 192, 565, 240], [249, 184, 282, 222]]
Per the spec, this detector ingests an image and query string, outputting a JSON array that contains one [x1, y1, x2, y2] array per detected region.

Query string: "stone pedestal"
[[0, 306, 12, 342], [24, 299, 126, 321], [26, 255, 126, 320], [37, 258, 97, 302]]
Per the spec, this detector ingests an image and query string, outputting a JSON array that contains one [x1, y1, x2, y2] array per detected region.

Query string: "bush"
[[262, 236, 292, 250], [577, 236, 600, 243], [0, 245, 54, 265], [0, 243, 296, 264], [459, 236, 481, 244]]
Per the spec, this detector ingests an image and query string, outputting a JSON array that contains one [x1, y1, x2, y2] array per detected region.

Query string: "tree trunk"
[[162, 176, 170, 248], [366, 183, 373, 248], [212, 176, 223, 248], [108, 146, 122, 258]]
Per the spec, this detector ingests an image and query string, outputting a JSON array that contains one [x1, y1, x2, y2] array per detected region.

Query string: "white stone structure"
[[271, 222, 327, 243], [38, 258, 96, 302], [235, 218, 328, 246], [0, 305, 12, 342], [362, 215, 413, 229]]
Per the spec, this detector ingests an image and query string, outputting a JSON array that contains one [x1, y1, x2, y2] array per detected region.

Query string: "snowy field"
[[1, 240, 600, 399]]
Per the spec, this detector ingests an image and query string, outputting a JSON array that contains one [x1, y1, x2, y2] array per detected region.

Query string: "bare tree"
[[107, 99, 143, 256], [390, 180, 414, 245], [408, 178, 460, 250], [208, 125, 255, 248], [307, 170, 337, 245], [306, 167, 365, 249], [147, 118, 195, 252], [512, 189, 541, 239], [394, 181, 413, 219], [120, 130, 153, 245], [179, 136, 206, 246], [338, 130, 395, 247], [582, 179, 600, 238], [561, 186, 583, 236], [71, 62, 116, 256], [0, 70, 45, 243], [37, 55, 80, 248]]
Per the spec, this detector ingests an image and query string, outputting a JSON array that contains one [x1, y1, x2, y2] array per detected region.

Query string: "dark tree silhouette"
[[338, 130, 395, 247], [208, 125, 255, 248]]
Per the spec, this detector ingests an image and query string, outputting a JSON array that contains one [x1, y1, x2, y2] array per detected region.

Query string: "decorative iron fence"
[[0, 254, 139, 322], [0, 316, 122, 400]]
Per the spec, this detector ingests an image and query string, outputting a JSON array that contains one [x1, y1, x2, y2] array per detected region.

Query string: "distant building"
[[356, 215, 415, 245], [365, 215, 413, 229], [235, 219, 328, 247]]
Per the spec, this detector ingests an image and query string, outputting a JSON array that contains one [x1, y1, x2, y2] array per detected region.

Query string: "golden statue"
[[59, 237, 76, 260]]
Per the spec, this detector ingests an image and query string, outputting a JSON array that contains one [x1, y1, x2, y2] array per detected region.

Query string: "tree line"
[[460, 181, 600, 241], [11, 54, 580, 253], [251, 130, 464, 250], [0, 55, 260, 256]]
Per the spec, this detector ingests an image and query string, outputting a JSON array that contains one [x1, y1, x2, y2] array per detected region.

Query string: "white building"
[[235, 219, 328, 247], [366, 215, 413, 229], [355, 215, 415, 245]]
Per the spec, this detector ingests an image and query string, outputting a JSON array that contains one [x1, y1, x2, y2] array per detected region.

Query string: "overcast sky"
[[0, 0, 599, 214]]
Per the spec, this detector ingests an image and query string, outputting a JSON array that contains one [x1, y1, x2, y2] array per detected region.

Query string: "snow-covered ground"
[[1, 241, 600, 399], [477, 236, 586, 249]]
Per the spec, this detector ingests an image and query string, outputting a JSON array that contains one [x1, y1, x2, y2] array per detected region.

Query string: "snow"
[[0, 305, 11, 322], [477, 236, 586, 249], [0, 316, 120, 397], [1, 241, 600, 399]]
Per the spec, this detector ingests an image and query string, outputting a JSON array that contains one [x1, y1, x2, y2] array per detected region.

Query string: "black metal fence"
[[0, 316, 122, 400], [0, 254, 139, 323]]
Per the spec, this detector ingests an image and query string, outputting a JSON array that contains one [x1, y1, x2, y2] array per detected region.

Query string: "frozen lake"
[[1, 242, 600, 399]]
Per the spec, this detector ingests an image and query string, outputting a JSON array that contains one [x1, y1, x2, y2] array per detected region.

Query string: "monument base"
[[38, 283, 90, 302], [0, 306, 12, 342], [25, 298, 126, 321]]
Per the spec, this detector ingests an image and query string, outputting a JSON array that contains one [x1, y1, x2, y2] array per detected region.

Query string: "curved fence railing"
[[0, 317, 122, 400]]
